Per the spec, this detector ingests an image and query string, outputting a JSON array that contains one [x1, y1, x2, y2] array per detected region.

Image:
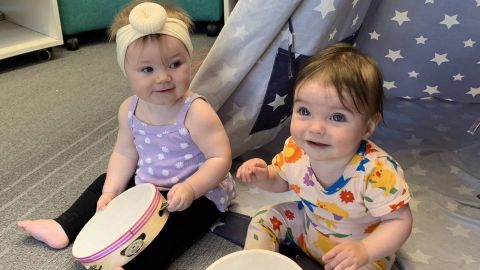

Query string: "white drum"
[[72, 183, 169, 270], [207, 250, 302, 270]]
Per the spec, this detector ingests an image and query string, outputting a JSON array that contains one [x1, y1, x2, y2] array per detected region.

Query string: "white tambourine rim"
[[74, 185, 161, 263], [206, 249, 302, 270]]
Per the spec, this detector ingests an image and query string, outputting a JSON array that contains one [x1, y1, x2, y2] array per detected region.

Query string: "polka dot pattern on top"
[[128, 94, 236, 211]]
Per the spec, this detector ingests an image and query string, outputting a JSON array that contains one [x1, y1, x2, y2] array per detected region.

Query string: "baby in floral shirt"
[[237, 43, 412, 270]]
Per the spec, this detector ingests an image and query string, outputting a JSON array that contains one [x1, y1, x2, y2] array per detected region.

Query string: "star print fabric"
[[355, 0, 480, 102], [249, 48, 309, 135], [191, 0, 372, 158]]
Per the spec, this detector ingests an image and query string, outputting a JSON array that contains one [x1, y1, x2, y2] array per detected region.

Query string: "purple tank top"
[[128, 94, 236, 211]]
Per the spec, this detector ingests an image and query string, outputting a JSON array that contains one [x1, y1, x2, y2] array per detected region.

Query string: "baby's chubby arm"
[[322, 205, 412, 270], [167, 98, 232, 211], [98, 98, 139, 211], [236, 158, 289, 193]]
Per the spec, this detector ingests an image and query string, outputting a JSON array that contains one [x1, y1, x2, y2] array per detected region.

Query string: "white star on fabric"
[[391, 10, 411, 26], [232, 25, 248, 40], [369, 30, 380, 40], [407, 250, 432, 264], [455, 184, 474, 196], [217, 63, 239, 85], [463, 38, 476, 47], [314, 0, 336, 19], [352, 14, 359, 26], [415, 35, 428, 44], [466, 87, 480, 97], [460, 254, 477, 265], [329, 28, 337, 40], [407, 134, 423, 146], [267, 94, 287, 111], [453, 73, 464, 81], [411, 164, 427, 176], [430, 53, 449, 66], [383, 81, 397, 90], [229, 103, 248, 126], [423, 85, 440, 95], [450, 166, 460, 174], [408, 70, 419, 78], [447, 224, 472, 237], [440, 14, 460, 29], [476, 0, 480, 7], [446, 202, 458, 212], [352, 0, 359, 8], [385, 49, 403, 62], [425, 0, 434, 3]]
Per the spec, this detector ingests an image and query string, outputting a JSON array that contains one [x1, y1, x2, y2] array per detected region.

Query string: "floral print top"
[[272, 137, 411, 239]]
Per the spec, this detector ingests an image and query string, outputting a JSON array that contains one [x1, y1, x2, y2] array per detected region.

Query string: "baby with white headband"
[[111, 1, 193, 76], [18, 1, 236, 269]]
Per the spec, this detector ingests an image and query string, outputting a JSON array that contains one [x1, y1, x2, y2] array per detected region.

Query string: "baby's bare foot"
[[17, 219, 69, 249]]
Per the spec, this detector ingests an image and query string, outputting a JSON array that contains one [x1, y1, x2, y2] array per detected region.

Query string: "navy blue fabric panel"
[[250, 48, 309, 135]]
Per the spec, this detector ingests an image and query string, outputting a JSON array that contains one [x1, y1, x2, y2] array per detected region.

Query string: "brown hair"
[[107, 0, 193, 42], [295, 43, 384, 121]]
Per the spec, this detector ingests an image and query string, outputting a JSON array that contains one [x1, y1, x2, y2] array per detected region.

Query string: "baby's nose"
[[310, 121, 326, 134], [155, 73, 171, 83]]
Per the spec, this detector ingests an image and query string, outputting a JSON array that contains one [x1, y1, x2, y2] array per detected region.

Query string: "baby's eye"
[[297, 107, 310, 116], [169, 60, 182, 69], [141, 66, 154, 73], [329, 113, 346, 122]]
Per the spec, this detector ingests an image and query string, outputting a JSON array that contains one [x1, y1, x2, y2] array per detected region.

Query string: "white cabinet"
[[0, 0, 63, 60]]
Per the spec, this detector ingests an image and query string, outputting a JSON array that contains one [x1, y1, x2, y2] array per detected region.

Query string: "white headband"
[[115, 2, 193, 76]]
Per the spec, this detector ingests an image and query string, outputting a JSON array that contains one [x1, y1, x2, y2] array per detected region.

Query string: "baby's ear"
[[363, 113, 381, 139]]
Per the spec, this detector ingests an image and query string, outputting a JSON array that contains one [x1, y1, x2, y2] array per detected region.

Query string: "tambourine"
[[72, 183, 169, 270], [207, 249, 302, 270]]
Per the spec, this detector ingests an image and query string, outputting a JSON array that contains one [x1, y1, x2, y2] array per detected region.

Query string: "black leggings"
[[55, 173, 221, 269]]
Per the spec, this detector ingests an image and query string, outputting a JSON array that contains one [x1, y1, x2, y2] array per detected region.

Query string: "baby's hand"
[[167, 182, 195, 212], [236, 158, 269, 184], [322, 236, 369, 270], [97, 192, 117, 212]]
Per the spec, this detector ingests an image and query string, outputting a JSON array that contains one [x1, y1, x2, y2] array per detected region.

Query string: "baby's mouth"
[[307, 140, 328, 147], [154, 87, 174, 92]]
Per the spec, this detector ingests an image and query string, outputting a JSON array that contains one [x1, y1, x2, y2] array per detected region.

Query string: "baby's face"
[[124, 35, 191, 107], [290, 80, 376, 163]]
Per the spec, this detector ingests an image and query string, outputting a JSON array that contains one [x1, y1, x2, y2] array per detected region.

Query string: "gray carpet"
[[0, 33, 241, 269]]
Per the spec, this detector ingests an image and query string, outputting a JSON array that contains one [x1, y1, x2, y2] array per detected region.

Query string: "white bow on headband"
[[115, 2, 193, 76]]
